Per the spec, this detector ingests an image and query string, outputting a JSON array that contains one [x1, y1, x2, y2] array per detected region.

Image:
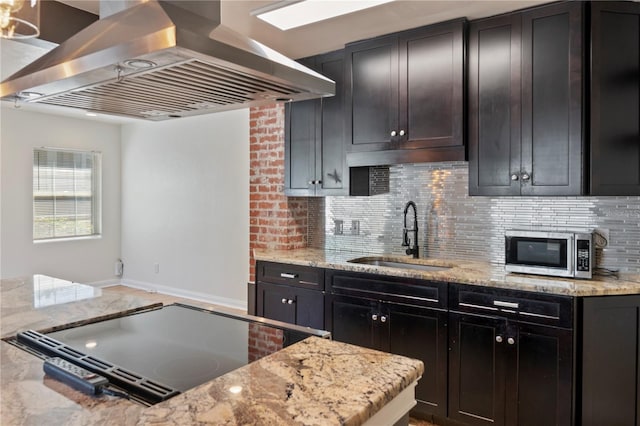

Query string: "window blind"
[[33, 148, 102, 240]]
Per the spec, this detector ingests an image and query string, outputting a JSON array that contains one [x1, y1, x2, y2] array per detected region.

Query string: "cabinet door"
[[256, 282, 323, 329], [386, 303, 448, 418], [398, 20, 465, 150], [506, 322, 573, 426], [329, 294, 381, 350], [449, 312, 507, 426], [317, 51, 348, 195], [582, 295, 640, 426], [468, 14, 522, 196], [284, 99, 318, 195], [590, 1, 640, 195], [257, 282, 296, 325], [345, 34, 399, 152], [520, 2, 584, 196], [293, 286, 325, 330]]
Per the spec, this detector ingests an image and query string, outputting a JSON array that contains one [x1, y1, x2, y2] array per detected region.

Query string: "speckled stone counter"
[[1, 275, 424, 425], [254, 248, 640, 296]]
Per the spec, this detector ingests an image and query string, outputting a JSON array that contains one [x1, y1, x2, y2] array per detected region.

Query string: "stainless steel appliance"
[[0, 1, 334, 120], [12, 304, 329, 405], [505, 230, 593, 279]]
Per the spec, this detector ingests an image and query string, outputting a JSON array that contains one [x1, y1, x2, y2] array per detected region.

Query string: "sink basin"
[[347, 257, 452, 272]]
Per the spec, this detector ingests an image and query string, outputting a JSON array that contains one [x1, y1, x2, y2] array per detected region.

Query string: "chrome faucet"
[[402, 201, 419, 258]]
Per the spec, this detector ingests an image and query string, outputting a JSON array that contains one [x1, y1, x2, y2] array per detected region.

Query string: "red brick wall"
[[249, 103, 308, 281]]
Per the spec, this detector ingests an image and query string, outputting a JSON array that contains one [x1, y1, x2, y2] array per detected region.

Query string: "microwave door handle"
[[569, 235, 575, 274]]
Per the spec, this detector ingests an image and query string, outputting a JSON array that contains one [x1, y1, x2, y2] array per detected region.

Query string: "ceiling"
[[56, 0, 552, 59], [0, 0, 558, 122]]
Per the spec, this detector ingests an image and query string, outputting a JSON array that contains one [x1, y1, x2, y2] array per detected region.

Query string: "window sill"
[[34, 235, 102, 244]]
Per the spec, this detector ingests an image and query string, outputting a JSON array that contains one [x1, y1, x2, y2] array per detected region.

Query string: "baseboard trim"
[[120, 278, 247, 311], [89, 279, 123, 288]]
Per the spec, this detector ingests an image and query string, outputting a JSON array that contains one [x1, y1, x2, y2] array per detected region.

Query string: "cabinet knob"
[[281, 298, 287, 304], [380, 316, 387, 323], [371, 314, 378, 321], [510, 173, 519, 181], [496, 335, 503, 343], [308, 180, 313, 185], [507, 337, 515, 345], [288, 299, 294, 305], [390, 130, 397, 137], [316, 180, 322, 185], [399, 130, 405, 136], [521, 172, 530, 182]]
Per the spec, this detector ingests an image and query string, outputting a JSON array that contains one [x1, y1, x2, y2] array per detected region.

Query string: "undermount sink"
[[347, 257, 452, 272]]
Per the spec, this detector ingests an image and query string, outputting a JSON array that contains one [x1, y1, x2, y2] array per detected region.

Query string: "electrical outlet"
[[334, 220, 343, 235], [154, 263, 160, 274], [351, 220, 360, 235], [594, 229, 609, 248]]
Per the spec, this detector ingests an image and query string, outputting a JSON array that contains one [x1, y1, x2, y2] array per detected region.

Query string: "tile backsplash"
[[308, 162, 640, 273]]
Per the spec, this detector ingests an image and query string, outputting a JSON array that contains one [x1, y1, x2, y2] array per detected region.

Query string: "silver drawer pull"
[[493, 300, 519, 309], [459, 302, 498, 311], [280, 273, 298, 279]]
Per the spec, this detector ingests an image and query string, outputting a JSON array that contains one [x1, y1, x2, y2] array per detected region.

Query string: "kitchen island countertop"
[[254, 247, 640, 297], [0, 275, 423, 425]]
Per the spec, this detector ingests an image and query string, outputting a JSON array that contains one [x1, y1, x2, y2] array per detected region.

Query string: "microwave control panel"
[[576, 239, 590, 272]]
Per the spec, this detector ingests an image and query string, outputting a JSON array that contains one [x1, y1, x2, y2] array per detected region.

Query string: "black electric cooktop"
[[14, 304, 329, 404]]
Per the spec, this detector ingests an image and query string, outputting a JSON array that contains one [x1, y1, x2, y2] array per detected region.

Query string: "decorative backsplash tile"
[[308, 162, 640, 273]]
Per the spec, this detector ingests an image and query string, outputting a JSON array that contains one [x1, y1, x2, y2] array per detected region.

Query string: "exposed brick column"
[[249, 103, 308, 282]]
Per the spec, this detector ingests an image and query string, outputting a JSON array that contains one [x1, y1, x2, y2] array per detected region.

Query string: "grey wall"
[[309, 162, 640, 274]]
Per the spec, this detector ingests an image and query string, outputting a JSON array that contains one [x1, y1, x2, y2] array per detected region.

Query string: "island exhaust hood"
[[0, 0, 335, 120]]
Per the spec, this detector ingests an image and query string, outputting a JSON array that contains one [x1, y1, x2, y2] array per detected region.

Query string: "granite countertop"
[[254, 248, 640, 297], [1, 275, 423, 425]]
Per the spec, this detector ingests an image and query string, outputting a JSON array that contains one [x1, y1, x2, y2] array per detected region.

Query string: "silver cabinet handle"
[[380, 316, 387, 323], [390, 130, 397, 137], [510, 173, 519, 181], [521, 172, 530, 182], [288, 299, 294, 304], [280, 273, 298, 279], [371, 314, 378, 321], [399, 130, 405, 136], [281, 298, 287, 304], [496, 335, 503, 343], [493, 300, 519, 309], [507, 337, 515, 345]]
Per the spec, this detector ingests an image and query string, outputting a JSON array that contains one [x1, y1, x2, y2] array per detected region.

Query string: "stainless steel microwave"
[[505, 230, 593, 279]]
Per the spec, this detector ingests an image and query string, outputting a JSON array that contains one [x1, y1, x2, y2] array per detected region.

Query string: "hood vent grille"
[[34, 59, 303, 120]]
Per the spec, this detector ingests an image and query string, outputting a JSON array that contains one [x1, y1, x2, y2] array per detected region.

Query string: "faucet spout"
[[402, 201, 419, 258]]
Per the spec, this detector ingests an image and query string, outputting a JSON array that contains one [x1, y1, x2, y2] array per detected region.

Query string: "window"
[[33, 148, 102, 241]]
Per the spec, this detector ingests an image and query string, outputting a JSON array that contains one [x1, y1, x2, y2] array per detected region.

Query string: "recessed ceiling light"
[[252, 0, 395, 31]]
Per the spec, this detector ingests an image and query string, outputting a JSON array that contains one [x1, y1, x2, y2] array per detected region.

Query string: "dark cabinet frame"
[[345, 19, 467, 167], [468, 2, 585, 196], [284, 50, 348, 196], [448, 284, 574, 426]]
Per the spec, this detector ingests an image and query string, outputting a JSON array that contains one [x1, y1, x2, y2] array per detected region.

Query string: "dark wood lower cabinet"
[[256, 282, 324, 330], [449, 287, 573, 426], [448, 313, 507, 426], [330, 295, 448, 418], [582, 295, 640, 426]]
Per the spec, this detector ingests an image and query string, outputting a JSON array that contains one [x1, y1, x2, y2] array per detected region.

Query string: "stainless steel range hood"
[[0, 1, 334, 120]]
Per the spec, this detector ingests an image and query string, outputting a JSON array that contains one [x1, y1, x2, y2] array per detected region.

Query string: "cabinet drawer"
[[450, 284, 573, 328], [256, 261, 325, 291], [327, 270, 446, 309]]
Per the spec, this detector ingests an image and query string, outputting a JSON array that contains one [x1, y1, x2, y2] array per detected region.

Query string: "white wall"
[[0, 107, 122, 284], [120, 110, 249, 309]]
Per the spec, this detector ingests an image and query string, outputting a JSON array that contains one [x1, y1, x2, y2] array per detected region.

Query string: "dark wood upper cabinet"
[[285, 50, 348, 196], [468, 14, 522, 196], [469, 2, 584, 196], [346, 19, 466, 167], [590, 1, 640, 195]]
